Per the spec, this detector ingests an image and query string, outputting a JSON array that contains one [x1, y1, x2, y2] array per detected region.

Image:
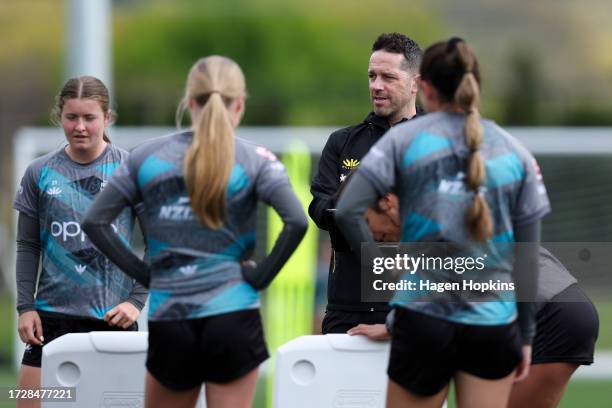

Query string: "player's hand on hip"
[[513, 345, 532, 382], [241, 260, 258, 287], [105, 302, 140, 329]]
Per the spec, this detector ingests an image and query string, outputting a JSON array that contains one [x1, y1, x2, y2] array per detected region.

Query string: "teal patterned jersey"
[[14, 145, 138, 319], [358, 112, 550, 325], [108, 131, 291, 321]]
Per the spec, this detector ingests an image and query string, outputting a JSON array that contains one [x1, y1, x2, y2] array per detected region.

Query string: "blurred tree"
[[560, 104, 612, 126], [502, 48, 542, 125], [112, 0, 442, 126]]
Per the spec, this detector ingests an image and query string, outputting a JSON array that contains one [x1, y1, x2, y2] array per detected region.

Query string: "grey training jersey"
[[538, 247, 577, 304], [108, 131, 291, 321], [13, 145, 137, 319], [359, 112, 551, 325]]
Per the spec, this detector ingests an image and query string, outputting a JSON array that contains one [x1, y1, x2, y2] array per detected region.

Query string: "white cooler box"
[[41, 331, 205, 408], [273, 334, 391, 408]]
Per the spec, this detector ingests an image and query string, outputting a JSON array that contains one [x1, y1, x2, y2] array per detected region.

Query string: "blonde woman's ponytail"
[[180, 56, 246, 229]]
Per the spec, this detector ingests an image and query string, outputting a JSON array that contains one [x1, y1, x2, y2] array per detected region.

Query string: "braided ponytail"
[[453, 42, 492, 241], [421, 38, 494, 241]]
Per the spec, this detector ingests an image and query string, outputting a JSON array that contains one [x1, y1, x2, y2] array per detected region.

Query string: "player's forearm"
[[335, 172, 378, 251], [308, 194, 336, 230], [125, 281, 148, 310], [243, 185, 308, 289], [16, 213, 41, 314], [513, 220, 541, 344], [82, 184, 151, 288]]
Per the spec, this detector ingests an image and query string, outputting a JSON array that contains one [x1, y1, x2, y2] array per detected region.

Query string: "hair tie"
[[446, 37, 464, 51]]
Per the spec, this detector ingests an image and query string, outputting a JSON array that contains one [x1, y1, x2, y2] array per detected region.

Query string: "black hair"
[[372, 32, 422, 73]]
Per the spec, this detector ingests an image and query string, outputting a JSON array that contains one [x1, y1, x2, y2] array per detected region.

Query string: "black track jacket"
[[309, 109, 424, 312]]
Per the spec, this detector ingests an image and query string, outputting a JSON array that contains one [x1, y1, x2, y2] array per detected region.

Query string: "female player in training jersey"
[[335, 38, 550, 407], [82, 56, 308, 408], [13, 76, 147, 408], [349, 200, 598, 408]]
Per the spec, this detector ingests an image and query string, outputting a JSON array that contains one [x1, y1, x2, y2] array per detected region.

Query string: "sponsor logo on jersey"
[[45, 180, 62, 196], [159, 197, 194, 221], [438, 172, 467, 194], [179, 265, 197, 275], [533, 158, 543, 180], [268, 162, 285, 173], [75, 264, 87, 274], [341, 158, 360, 170], [51, 221, 117, 242], [46, 186, 63, 196], [255, 146, 278, 162], [340, 174, 347, 183], [531, 159, 548, 194]]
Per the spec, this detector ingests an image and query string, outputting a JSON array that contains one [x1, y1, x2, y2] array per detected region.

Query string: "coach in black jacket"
[[309, 33, 424, 333]]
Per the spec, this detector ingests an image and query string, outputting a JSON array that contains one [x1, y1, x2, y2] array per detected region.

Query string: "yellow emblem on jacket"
[[341, 158, 360, 170]]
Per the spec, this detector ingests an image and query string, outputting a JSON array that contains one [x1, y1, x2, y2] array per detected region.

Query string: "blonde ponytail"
[[180, 56, 246, 229], [184, 93, 234, 229]]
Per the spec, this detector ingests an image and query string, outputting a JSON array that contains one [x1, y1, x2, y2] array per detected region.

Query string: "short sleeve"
[[357, 130, 398, 195], [253, 146, 291, 203], [513, 156, 551, 225], [13, 164, 40, 219]]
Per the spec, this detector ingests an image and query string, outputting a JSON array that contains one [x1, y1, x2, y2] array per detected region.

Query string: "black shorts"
[[322, 309, 388, 334], [22, 311, 138, 368], [388, 307, 522, 396], [532, 284, 599, 365], [146, 309, 269, 390]]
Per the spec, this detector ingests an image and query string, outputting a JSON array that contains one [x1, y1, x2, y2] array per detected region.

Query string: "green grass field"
[[0, 295, 610, 407], [594, 302, 612, 350], [443, 380, 612, 408], [0, 370, 609, 408], [558, 381, 612, 408], [0, 295, 14, 363]]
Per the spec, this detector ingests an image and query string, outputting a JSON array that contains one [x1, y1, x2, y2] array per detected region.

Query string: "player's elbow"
[[308, 197, 329, 230], [80, 214, 105, 238], [293, 213, 309, 239], [80, 216, 95, 236], [334, 203, 352, 235]]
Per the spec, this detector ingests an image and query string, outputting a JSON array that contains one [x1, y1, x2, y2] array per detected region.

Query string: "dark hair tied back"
[[446, 37, 465, 52], [421, 38, 492, 241]]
